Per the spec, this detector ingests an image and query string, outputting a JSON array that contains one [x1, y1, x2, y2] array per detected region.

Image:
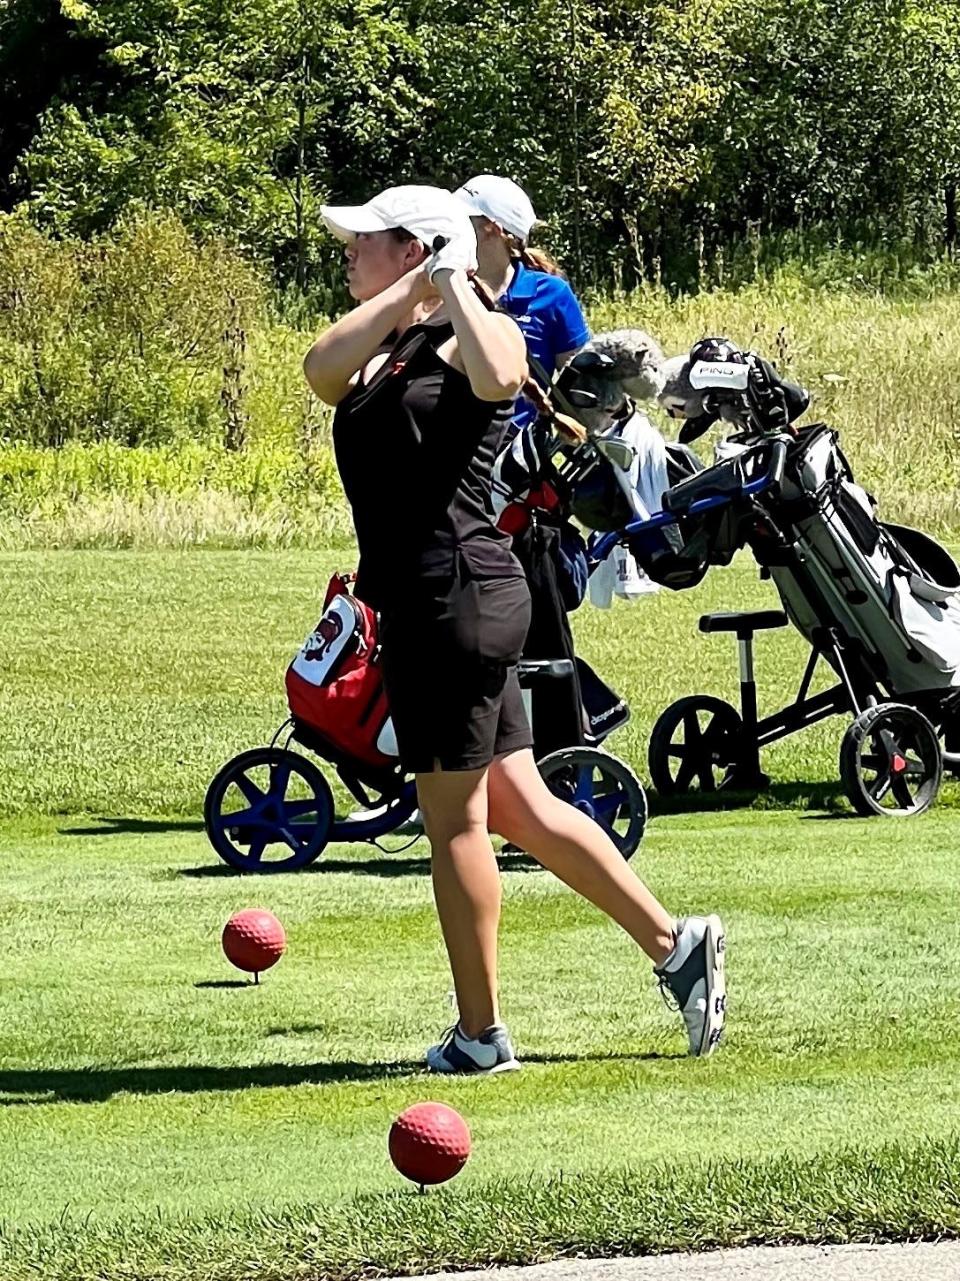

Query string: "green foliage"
[[13, 0, 430, 283], [4, 0, 960, 286], [0, 210, 272, 447], [408, 0, 736, 279], [707, 1, 948, 231], [0, 439, 340, 508]]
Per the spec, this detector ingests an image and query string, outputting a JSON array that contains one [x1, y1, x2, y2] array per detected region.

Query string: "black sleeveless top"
[[332, 313, 521, 609]]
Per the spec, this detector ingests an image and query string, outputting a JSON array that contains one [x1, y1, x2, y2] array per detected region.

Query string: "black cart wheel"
[[537, 746, 647, 859], [648, 696, 744, 795], [839, 703, 942, 817], [205, 747, 335, 871]]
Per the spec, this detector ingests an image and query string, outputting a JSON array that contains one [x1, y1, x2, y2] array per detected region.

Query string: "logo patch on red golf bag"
[[285, 574, 398, 768]]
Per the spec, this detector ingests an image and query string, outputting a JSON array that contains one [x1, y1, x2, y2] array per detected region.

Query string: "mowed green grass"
[[1, 551, 960, 1279], [4, 547, 950, 820]]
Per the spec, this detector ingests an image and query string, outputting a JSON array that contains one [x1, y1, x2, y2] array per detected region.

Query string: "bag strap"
[[322, 571, 356, 610]]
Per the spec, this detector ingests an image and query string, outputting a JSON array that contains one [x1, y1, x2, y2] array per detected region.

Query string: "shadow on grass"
[[800, 811, 867, 821], [648, 778, 846, 817], [194, 979, 252, 989], [0, 1060, 422, 1103], [179, 852, 542, 878], [265, 1024, 332, 1037], [58, 816, 205, 837], [0, 1049, 676, 1104], [524, 1050, 685, 1065]]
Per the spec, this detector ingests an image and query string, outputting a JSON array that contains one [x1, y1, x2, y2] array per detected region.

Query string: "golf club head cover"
[[678, 408, 720, 443]]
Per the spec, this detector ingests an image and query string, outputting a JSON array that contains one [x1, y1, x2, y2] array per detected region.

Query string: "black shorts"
[[379, 563, 533, 773]]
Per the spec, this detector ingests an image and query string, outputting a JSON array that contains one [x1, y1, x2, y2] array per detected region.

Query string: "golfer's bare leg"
[[487, 748, 674, 965], [416, 766, 501, 1040]]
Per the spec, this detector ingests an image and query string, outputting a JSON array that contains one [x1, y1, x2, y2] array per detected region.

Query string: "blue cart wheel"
[[204, 747, 334, 872], [537, 746, 647, 859]]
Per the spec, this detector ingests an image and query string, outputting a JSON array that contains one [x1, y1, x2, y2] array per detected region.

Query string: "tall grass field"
[[3, 253, 960, 548]]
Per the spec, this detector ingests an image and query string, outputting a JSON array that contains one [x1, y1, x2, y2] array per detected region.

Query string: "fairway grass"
[[1, 551, 959, 1278], [4, 548, 959, 821], [1, 812, 960, 1278]]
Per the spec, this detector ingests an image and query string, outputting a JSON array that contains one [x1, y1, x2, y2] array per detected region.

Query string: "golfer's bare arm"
[[304, 264, 525, 407], [435, 271, 526, 403], [303, 272, 424, 406]]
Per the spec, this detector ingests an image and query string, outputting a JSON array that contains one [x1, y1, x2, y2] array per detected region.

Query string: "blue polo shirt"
[[499, 260, 590, 434]]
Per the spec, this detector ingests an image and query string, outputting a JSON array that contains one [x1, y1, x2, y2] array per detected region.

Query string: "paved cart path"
[[388, 1241, 960, 1281]]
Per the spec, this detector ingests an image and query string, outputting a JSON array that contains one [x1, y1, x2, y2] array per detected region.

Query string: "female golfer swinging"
[[304, 184, 726, 1072]]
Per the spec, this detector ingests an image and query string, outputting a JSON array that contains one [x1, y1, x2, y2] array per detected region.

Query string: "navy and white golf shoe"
[[426, 1023, 521, 1074], [656, 914, 727, 1056]]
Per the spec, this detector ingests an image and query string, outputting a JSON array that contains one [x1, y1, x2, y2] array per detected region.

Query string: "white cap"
[[320, 184, 474, 252], [454, 174, 538, 243]]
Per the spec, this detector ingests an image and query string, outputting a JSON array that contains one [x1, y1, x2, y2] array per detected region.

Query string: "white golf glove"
[[426, 212, 478, 282]]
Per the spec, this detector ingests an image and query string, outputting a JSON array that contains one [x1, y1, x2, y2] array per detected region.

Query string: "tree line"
[[1, 0, 958, 292]]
